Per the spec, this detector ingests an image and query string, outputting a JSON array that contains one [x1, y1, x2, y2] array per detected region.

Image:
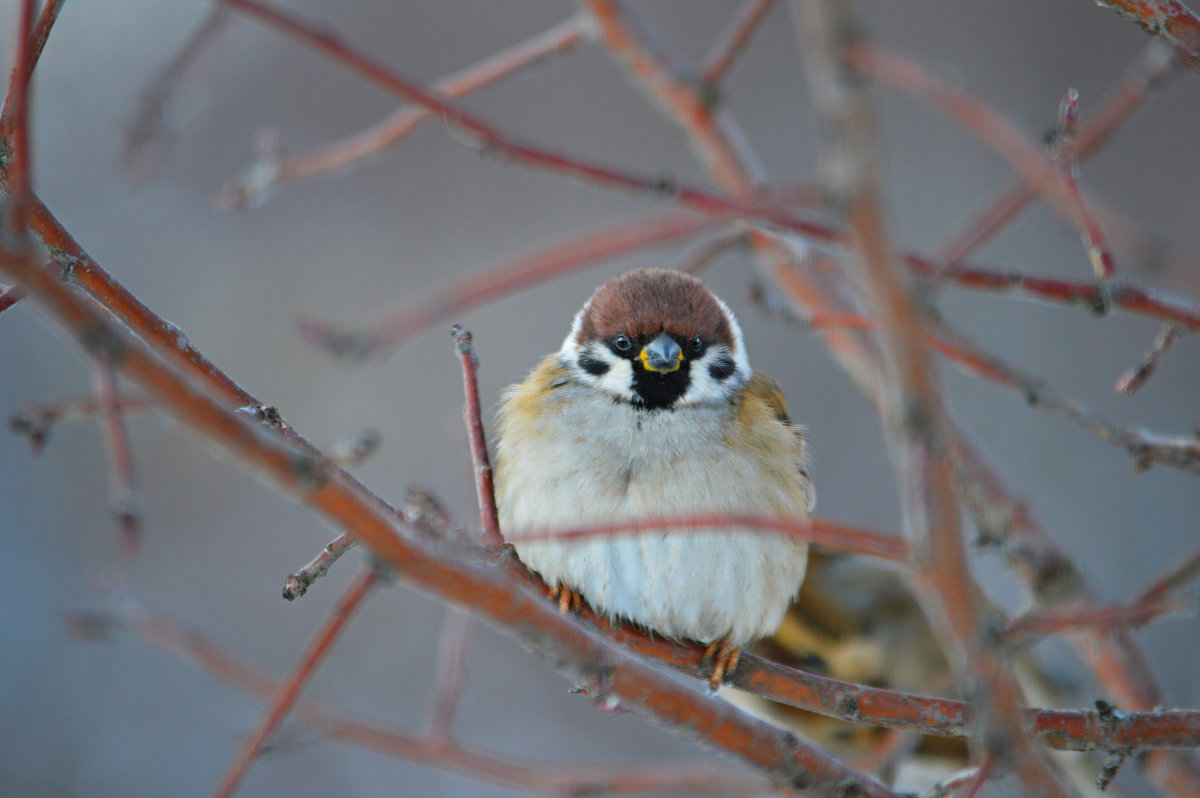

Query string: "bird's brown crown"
[[577, 269, 733, 345]]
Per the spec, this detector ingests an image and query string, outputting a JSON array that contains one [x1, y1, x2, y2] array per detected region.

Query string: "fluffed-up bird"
[[495, 268, 814, 689]]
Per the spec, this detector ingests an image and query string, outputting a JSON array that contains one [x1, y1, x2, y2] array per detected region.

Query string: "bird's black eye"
[[689, 335, 704, 353], [613, 334, 632, 352]]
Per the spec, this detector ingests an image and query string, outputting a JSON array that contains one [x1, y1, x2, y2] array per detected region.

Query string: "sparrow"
[[494, 268, 814, 689]]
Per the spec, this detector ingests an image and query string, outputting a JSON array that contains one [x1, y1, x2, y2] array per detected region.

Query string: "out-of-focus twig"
[[0, 0, 64, 136], [218, 15, 590, 208], [1114, 323, 1189, 394], [851, 43, 1119, 293], [8, 391, 149, 455], [507, 513, 908, 562], [1138, 550, 1200, 606], [0, 282, 21, 314], [101, 608, 775, 796], [426, 608, 473, 743], [1005, 548, 1200, 643], [1004, 594, 1195, 644], [325, 428, 381, 468], [282, 532, 357, 601], [700, 0, 777, 88], [451, 326, 501, 549], [954, 438, 1200, 793], [212, 569, 380, 798], [927, 317, 1200, 474], [934, 41, 1176, 268], [1097, 0, 1200, 72], [1052, 88, 1117, 310], [674, 227, 749, 274], [121, 6, 233, 177], [301, 212, 725, 359], [94, 352, 143, 559], [924, 766, 983, 798], [793, 2, 1070, 794]]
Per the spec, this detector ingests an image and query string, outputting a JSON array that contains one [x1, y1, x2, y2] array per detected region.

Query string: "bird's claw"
[[549, 581, 583, 614], [703, 637, 740, 693]]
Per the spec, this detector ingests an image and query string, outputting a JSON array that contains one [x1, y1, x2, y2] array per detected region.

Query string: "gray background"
[[1, 1, 1197, 795]]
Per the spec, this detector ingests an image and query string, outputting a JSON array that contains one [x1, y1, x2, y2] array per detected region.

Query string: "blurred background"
[[1, 1, 1198, 795]]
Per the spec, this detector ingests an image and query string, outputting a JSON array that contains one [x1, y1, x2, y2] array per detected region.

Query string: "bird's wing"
[[745, 370, 815, 512], [747, 370, 792, 424]]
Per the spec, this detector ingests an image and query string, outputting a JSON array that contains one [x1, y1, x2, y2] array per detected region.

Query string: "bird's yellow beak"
[[639, 334, 683, 373]]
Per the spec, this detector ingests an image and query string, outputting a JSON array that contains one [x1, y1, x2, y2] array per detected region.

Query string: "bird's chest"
[[506, 393, 738, 523], [496, 383, 809, 644]]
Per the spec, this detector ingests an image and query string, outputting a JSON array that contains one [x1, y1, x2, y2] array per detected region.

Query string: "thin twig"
[[426, 609, 473, 743], [219, 15, 590, 208], [1052, 87, 1117, 309], [700, 0, 777, 88], [94, 352, 142, 559], [934, 41, 1176, 267], [1114, 323, 1189, 394], [1137, 549, 1200, 606], [121, 6, 233, 177], [851, 43, 1120, 289], [8, 391, 149, 455], [911, 254, 1200, 327], [282, 532, 357, 601], [927, 317, 1200, 474], [1004, 594, 1195, 644], [451, 326, 502, 549], [212, 569, 379, 798], [673, 226, 749, 274]]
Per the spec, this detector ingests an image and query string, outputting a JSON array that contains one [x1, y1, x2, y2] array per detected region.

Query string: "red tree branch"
[[1098, 0, 1200, 71]]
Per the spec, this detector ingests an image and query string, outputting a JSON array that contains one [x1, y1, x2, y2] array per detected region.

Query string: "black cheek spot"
[[578, 353, 610, 376], [707, 355, 735, 382]]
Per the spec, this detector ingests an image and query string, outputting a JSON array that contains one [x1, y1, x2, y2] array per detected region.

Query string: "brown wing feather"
[[740, 370, 815, 512]]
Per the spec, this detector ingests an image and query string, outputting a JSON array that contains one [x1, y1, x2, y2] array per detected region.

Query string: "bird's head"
[[559, 268, 751, 410]]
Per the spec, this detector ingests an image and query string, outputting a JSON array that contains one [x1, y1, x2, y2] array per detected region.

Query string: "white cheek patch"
[[677, 344, 749, 407], [565, 340, 637, 402]]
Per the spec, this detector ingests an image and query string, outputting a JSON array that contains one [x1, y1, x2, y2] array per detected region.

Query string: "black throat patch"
[[629, 359, 691, 410]]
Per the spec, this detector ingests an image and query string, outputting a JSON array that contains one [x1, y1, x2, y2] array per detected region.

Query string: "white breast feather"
[[496, 375, 810, 645]]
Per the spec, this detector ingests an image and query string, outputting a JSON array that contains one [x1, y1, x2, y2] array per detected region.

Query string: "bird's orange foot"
[[703, 636, 741, 693], [548, 581, 583, 614]]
